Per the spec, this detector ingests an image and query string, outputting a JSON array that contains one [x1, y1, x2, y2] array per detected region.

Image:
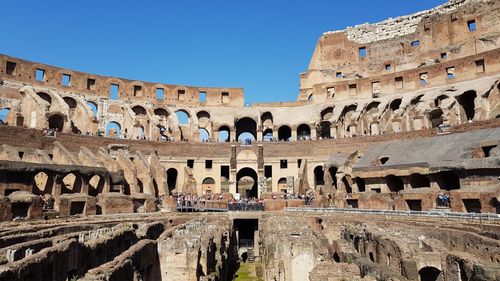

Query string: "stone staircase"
[[247, 247, 255, 263]]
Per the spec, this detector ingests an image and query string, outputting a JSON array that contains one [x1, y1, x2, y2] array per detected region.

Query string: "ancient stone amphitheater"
[[0, 0, 499, 280]]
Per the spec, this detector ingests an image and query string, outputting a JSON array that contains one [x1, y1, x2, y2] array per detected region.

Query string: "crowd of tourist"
[[227, 197, 264, 211]]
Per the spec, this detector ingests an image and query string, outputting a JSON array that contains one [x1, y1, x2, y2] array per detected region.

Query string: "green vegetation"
[[234, 262, 264, 281]]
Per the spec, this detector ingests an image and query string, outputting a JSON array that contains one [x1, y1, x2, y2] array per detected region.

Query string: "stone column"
[[291, 128, 298, 141]]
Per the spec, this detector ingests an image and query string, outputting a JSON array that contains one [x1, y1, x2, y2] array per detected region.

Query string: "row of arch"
[[316, 164, 462, 193], [32, 88, 483, 140]]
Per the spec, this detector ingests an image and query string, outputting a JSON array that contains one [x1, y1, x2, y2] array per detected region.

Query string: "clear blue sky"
[[1, 0, 445, 104]]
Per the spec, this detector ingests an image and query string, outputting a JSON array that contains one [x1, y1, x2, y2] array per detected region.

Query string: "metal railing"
[[285, 207, 500, 221]]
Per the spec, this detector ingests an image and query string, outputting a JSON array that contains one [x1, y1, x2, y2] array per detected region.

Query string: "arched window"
[[278, 125, 291, 141], [317, 121, 331, 139], [389, 99, 402, 111], [199, 128, 210, 141], [365, 102, 380, 112], [263, 129, 273, 141], [236, 117, 257, 141], [105, 121, 121, 138], [321, 107, 334, 121], [167, 168, 178, 192], [297, 124, 311, 140], [48, 114, 64, 131], [218, 126, 230, 142], [87, 102, 98, 117], [314, 166, 325, 186], [176, 110, 190, 125], [36, 92, 52, 104], [132, 105, 147, 116], [0, 108, 10, 123], [63, 97, 77, 109], [418, 267, 442, 281], [154, 108, 169, 117], [236, 167, 258, 198]]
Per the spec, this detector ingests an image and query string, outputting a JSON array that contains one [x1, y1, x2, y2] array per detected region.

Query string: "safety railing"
[[285, 207, 500, 221]]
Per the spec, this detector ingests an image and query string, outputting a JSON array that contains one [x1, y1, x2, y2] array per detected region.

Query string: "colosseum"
[[0, 0, 499, 280]]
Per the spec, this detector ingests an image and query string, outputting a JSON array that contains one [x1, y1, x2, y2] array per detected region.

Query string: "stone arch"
[[235, 117, 257, 141], [197, 110, 211, 128], [132, 105, 147, 116], [217, 125, 230, 142], [105, 121, 121, 137], [236, 167, 258, 198], [317, 121, 331, 139], [434, 95, 449, 107], [277, 177, 288, 192], [36, 92, 52, 104], [261, 111, 273, 128], [86, 101, 98, 117], [47, 113, 65, 131], [411, 94, 424, 105], [418, 266, 442, 281], [365, 101, 380, 112], [201, 177, 215, 194], [428, 108, 444, 128], [154, 107, 169, 117], [33, 171, 54, 195], [62, 96, 77, 109], [456, 90, 477, 121], [314, 166, 324, 186], [321, 107, 334, 121], [263, 128, 273, 141], [61, 172, 83, 194], [199, 128, 210, 141], [88, 175, 105, 196], [278, 125, 291, 141], [237, 149, 258, 161], [409, 173, 430, 188], [340, 104, 357, 118], [176, 109, 190, 125], [0, 108, 10, 123], [166, 168, 178, 193], [297, 124, 311, 139], [389, 99, 402, 111], [386, 175, 404, 192]]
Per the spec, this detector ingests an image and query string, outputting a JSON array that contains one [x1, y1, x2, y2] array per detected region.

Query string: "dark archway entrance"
[[236, 117, 257, 141], [457, 90, 476, 121], [236, 167, 258, 198], [166, 168, 178, 193], [419, 266, 442, 281], [317, 121, 331, 139], [48, 114, 64, 131], [314, 166, 324, 186], [278, 125, 291, 141], [297, 124, 311, 140]]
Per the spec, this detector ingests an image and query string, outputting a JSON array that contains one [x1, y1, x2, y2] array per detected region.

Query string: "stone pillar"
[[370, 122, 379, 135], [330, 125, 337, 139], [257, 129, 263, 142], [311, 127, 317, 140], [291, 128, 297, 141]]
